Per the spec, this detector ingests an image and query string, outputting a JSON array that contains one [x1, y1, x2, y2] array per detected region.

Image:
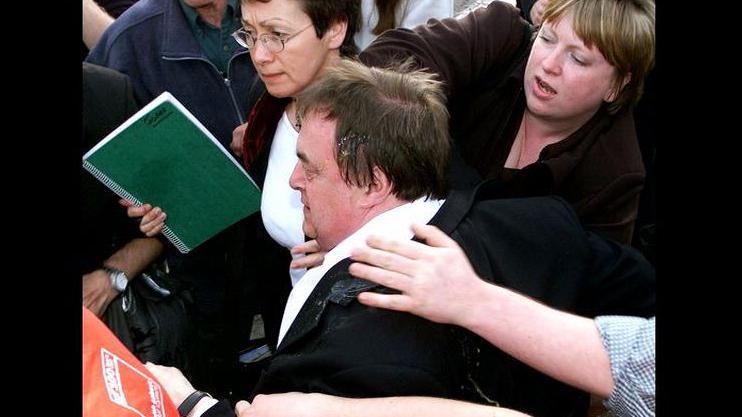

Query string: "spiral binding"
[[82, 160, 192, 254]]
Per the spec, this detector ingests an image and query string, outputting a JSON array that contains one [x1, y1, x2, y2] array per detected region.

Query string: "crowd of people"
[[82, 1, 656, 416]]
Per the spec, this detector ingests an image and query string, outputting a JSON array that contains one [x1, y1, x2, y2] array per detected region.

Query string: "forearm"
[[83, 0, 114, 49], [310, 394, 530, 417], [461, 284, 614, 397], [360, 1, 528, 96], [103, 237, 165, 279]]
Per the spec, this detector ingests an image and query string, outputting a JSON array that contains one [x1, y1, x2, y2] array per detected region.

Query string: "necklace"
[[516, 115, 528, 168]]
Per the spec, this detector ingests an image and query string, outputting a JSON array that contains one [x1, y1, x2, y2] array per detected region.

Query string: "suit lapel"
[[276, 258, 345, 352]]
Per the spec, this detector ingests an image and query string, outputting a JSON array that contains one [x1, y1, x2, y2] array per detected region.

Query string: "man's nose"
[[289, 161, 304, 190]]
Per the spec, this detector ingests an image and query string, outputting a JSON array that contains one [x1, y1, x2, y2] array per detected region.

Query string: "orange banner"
[[83, 306, 179, 417]]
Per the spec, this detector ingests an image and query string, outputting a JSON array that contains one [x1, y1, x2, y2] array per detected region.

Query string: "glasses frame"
[[232, 23, 314, 53]]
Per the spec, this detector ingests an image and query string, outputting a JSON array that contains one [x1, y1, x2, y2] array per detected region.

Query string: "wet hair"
[[297, 58, 451, 200]]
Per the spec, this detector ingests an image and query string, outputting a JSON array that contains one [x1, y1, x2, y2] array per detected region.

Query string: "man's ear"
[[605, 72, 632, 103], [324, 18, 348, 50], [360, 166, 393, 208]]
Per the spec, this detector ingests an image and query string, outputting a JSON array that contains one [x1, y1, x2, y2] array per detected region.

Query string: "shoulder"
[[469, 190, 580, 230], [87, 0, 167, 63], [82, 62, 135, 109], [83, 62, 130, 86], [98, 0, 167, 43], [574, 109, 646, 188]]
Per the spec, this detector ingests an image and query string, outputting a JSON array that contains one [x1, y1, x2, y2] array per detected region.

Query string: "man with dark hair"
[[145, 58, 654, 417]]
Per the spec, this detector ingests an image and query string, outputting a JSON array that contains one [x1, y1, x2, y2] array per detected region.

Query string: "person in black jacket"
[[144, 58, 654, 417], [82, 62, 164, 317]]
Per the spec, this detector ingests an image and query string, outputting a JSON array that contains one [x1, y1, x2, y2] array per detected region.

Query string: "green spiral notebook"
[[83, 91, 261, 253]]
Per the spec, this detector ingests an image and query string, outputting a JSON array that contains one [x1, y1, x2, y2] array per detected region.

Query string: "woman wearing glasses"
[[230, 0, 360, 346], [132, 0, 360, 345]]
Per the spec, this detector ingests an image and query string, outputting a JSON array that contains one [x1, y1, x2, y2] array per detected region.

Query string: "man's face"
[[289, 112, 366, 251]]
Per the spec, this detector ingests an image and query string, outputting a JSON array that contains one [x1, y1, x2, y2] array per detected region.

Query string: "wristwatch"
[[103, 266, 129, 292], [178, 390, 213, 417]]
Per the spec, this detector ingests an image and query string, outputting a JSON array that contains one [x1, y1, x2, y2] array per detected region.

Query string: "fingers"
[[348, 261, 410, 292], [357, 291, 412, 313], [290, 239, 321, 255], [140, 207, 167, 236], [290, 252, 325, 270], [363, 233, 426, 260], [231, 122, 248, 156], [234, 400, 251, 415], [410, 224, 458, 249], [126, 203, 152, 218], [350, 245, 417, 277], [230, 137, 244, 156], [83, 298, 104, 317]]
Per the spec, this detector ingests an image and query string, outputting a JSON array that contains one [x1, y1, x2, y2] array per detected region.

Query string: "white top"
[[355, 0, 454, 50], [456, 0, 516, 18], [260, 112, 307, 286], [276, 196, 445, 346]]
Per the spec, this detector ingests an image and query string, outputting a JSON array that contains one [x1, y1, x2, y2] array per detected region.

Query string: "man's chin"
[[303, 221, 318, 240]]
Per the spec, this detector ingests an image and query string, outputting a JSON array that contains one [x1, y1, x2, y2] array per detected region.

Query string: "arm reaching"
[[235, 393, 530, 417], [351, 223, 486, 326], [83, 237, 164, 316], [82, 0, 114, 49], [352, 223, 615, 398]]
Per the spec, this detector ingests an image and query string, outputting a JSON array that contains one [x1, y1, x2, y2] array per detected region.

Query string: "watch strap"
[[178, 390, 212, 417]]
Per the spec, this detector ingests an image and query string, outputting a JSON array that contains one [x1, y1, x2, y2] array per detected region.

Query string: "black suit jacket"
[[204, 180, 655, 417], [252, 258, 466, 399], [429, 180, 655, 417]]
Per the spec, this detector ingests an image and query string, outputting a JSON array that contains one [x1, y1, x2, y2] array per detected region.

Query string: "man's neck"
[[322, 197, 409, 253]]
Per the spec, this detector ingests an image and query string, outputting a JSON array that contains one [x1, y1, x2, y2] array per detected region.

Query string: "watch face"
[[113, 273, 128, 292]]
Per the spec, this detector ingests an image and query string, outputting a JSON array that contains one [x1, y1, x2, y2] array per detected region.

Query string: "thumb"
[[234, 400, 251, 415], [411, 223, 457, 249]]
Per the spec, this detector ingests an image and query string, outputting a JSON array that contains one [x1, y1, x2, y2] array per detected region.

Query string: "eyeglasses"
[[232, 23, 313, 54]]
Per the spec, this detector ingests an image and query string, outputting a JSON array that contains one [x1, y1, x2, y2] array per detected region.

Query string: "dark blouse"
[[360, 1, 645, 243]]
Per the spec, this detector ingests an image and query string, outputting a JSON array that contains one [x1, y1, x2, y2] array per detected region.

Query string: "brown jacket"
[[360, 1, 645, 243]]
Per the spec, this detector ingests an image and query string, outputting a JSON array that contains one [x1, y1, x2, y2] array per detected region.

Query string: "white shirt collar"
[[276, 196, 445, 346]]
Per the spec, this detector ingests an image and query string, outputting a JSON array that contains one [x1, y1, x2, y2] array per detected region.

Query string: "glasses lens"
[[233, 30, 253, 49], [263, 34, 283, 53]]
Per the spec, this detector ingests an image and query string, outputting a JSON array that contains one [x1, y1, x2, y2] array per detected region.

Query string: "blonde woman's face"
[[524, 12, 620, 125]]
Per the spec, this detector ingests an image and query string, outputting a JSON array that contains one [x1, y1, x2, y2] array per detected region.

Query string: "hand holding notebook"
[[83, 92, 261, 253]]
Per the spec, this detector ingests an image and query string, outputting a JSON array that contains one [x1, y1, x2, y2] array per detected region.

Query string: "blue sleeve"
[[595, 316, 655, 417]]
